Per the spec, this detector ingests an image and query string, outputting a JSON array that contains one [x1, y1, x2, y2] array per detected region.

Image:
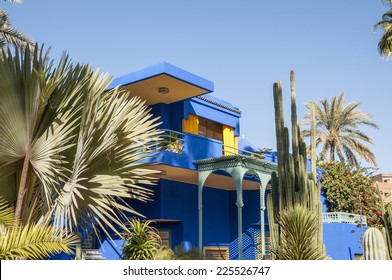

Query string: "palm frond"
[[51, 72, 161, 236], [0, 223, 78, 260], [0, 196, 15, 228], [1, 1, 23, 3], [0, 194, 78, 260]]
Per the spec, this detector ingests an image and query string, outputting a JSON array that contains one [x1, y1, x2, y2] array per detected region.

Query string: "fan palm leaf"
[[300, 93, 378, 167], [0, 46, 161, 241]]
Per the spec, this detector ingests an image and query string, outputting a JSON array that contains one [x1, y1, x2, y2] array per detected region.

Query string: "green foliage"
[[320, 161, 383, 226], [121, 219, 161, 260], [273, 205, 326, 260], [153, 246, 175, 260], [363, 227, 389, 260], [375, 0, 392, 57], [0, 197, 78, 260], [160, 131, 183, 153]]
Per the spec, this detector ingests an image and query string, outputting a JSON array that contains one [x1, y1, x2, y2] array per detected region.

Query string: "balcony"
[[322, 212, 367, 226], [154, 129, 276, 170], [144, 129, 277, 190]]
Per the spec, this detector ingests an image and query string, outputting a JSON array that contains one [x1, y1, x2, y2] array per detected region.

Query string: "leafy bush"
[[320, 161, 382, 226], [122, 219, 161, 260]]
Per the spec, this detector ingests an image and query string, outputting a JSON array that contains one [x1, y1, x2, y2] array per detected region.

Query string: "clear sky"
[[3, 0, 391, 173]]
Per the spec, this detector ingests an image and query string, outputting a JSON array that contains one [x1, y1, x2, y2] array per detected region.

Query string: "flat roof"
[[108, 62, 214, 105]]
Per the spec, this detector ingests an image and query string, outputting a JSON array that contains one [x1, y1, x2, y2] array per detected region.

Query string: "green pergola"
[[194, 155, 278, 260]]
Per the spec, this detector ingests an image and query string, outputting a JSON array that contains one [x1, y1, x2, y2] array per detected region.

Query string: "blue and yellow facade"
[[93, 63, 365, 260]]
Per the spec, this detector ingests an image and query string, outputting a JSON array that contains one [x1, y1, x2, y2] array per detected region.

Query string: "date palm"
[[0, 0, 34, 51], [375, 1, 392, 57], [301, 93, 379, 167], [0, 46, 161, 243]]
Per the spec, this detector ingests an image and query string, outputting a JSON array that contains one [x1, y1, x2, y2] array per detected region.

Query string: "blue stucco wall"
[[150, 102, 184, 132], [323, 223, 365, 260], [96, 178, 365, 261], [159, 179, 234, 249]]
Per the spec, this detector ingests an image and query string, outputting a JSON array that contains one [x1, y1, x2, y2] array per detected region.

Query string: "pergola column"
[[198, 170, 211, 256], [256, 173, 270, 260], [233, 171, 245, 260]]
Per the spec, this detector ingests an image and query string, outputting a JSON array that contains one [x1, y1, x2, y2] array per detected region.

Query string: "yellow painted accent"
[[183, 114, 199, 134], [223, 125, 237, 155]]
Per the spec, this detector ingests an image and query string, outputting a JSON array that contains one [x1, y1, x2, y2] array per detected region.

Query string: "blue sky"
[[3, 0, 391, 173]]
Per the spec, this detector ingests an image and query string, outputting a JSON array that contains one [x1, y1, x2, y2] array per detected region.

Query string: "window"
[[198, 117, 223, 141], [203, 246, 229, 260], [157, 229, 172, 248]]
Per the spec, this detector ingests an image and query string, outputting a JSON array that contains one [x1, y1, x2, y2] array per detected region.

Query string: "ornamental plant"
[[320, 161, 383, 226], [122, 219, 161, 260]]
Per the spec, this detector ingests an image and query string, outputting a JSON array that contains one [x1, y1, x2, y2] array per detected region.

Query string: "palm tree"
[[0, 197, 78, 260], [0, 46, 161, 244], [375, 0, 392, 57], [301, 93, 379, 167], [0, 0, 34, 51]]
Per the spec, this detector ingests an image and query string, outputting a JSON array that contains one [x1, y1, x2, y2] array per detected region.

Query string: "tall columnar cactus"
[[384, 206, 392, 259], [376, 185, 392, 259], [267, 71, 326, 260], [363, 227, 389, 260]]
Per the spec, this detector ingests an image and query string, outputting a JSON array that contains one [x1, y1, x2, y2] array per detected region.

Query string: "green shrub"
[[320, 161, 382, 226], [122, 219, 161, 260]]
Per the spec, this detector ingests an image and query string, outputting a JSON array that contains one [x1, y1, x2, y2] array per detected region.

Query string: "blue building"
[[93, 62, 365, 260]]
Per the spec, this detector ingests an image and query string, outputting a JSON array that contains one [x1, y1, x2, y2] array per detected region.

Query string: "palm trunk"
[[330, 144, 335, 162], [15, 149, 30, 223]]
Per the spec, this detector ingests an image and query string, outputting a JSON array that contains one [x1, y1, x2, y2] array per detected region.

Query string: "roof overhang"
[[147, 164, 268, 191], [108, 62, 214, 105]]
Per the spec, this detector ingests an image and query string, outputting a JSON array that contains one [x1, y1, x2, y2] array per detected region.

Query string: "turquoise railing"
[[322, 212, 367, 226]]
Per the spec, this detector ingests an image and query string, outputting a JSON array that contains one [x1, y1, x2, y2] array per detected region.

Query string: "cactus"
[[363, 227, 389, 260], [376, 185, 392, 259], [383, 206, 392, 259], [267, 71, 326, 260]]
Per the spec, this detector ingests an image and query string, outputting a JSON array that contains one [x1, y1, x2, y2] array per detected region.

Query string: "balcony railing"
[[158, 129, 185, 154], [322, 212, 367, 226], [158, 129, 271, 159]]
